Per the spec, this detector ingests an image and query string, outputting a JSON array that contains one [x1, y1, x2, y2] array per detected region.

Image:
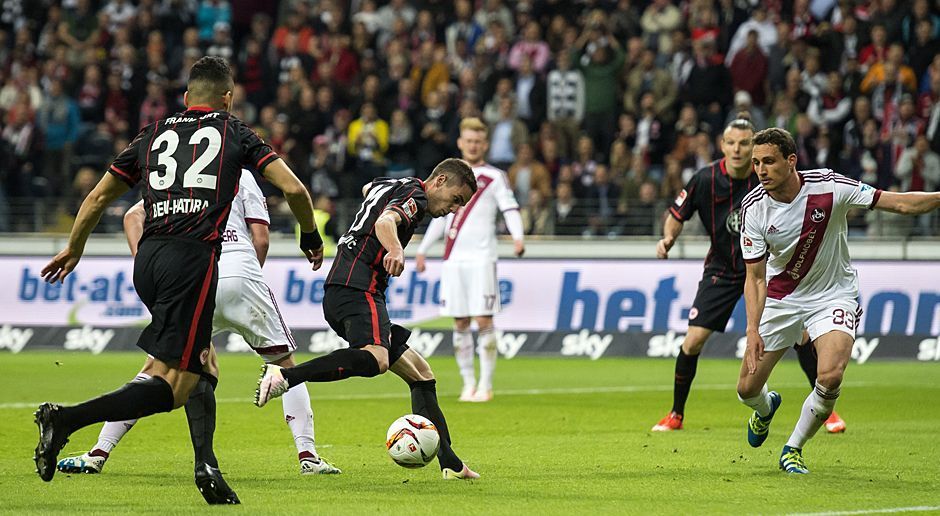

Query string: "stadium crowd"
[[0, 0, 938, 237]]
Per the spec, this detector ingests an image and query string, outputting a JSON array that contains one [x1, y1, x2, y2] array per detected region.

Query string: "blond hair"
[[459, 117, 488, 136]]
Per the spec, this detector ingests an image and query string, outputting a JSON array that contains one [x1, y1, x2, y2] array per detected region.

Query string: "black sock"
[[185, 376, 218, 469], [671, 349, 699, 415], [60, 377, 175, 433], [410, 380, 462, 471], [282, 348, 381, 387], [795, 341, 818, 388]]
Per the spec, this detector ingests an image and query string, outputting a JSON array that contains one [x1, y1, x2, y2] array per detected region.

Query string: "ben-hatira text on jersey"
[[740, 169, 882, 304]]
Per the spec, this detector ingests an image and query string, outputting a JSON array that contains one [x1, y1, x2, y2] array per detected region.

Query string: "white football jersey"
[[218, 169, 269, 281], [740, 169, 881, 305], [442, 163, 520, 262]]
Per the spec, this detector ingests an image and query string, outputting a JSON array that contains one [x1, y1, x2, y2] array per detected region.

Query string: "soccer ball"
[[385, 414, 440, 468]]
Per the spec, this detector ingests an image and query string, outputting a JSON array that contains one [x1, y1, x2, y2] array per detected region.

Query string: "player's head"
[[457, 117, 489, 165], [425, 158, 478, 218], [721, 112, 755, 175], [185, 56, 234, 111], [752, 127, 798, 192]]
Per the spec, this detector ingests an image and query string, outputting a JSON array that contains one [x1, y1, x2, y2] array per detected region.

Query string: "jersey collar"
[[719, 158, 728, 175], [417, 178, 426, 191], [186, 105, 215, 113]]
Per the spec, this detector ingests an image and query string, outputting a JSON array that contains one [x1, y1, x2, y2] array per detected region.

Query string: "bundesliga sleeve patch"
[[674, 190, 688, 207], [403, 198, 418, 219]]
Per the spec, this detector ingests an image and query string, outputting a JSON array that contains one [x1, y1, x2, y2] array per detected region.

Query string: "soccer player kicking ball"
[[416, 117, 525, 403], [652, 114, 845, 433], [255, 159, 481, 480], [56, 170, 339, 484], [737, 127, 940, 474], [33, 57, 325, 503]]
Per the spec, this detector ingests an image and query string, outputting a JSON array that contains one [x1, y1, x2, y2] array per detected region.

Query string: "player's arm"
[[742, 257, 768, 375], [872, 190, 940, 215], [503, 208, 525, 257], [249, 222, 270, 266], [42, 173, 130, 283], [415, 216, 447, 272], [260, 158, 323, 270], [657, 213, 684, 259], [362, 182, 372, 197], [375, 210, 405, 277], [123, 200, 146, 257]]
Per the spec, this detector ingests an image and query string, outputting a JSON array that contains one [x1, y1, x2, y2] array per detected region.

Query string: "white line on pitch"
[[0, 380, 893, 410], [787, 506, 940, 516]]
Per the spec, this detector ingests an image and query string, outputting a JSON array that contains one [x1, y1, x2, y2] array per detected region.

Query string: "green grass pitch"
[[1, 352, 938, 515]]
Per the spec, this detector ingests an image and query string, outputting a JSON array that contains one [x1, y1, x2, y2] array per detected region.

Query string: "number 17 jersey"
[[107, 106, 279, 246]]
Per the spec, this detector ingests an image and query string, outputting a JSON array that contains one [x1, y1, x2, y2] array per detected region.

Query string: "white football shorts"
[[439, 260, 500, 317], [759, 297, 861, 352], [213, 276, 296, 363]]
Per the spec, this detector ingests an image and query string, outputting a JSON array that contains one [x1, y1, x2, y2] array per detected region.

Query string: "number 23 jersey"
[[107, 106, 278, 246]]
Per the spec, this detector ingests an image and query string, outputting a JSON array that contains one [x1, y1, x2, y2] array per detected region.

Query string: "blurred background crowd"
[[0, 0, 938, 238]]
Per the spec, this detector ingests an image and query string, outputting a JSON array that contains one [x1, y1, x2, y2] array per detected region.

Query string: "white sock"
[[738, 384, 772, 418], [92, 372, 151, 455], [477, 327, 498, 392], [453, 329, 476, 389], [786, 382, 839, 449], [282, 383, 317, 458]]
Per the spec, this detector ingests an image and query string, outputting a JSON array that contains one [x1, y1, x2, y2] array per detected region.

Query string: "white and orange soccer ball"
[[385, 414, 440, 468]]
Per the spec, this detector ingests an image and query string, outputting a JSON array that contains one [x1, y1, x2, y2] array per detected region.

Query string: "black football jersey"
[[326, 177, 428, 293], [669, 158, 760, 281], [107, 106, 278, 246]]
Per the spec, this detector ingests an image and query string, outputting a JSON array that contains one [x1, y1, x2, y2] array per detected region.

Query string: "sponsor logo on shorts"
[[689, 307, 699, 320]]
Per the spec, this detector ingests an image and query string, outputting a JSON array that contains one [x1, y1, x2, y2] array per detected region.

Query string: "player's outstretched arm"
[[123, 200, 146, 257], [249, 222, 270, 266], [657, 214, 684, 259], [375, 210, 405, 277], [42, 173, 130, 283], [742, 258, 768, 375], [872, 191, 940, 215], [261, 158, 323, 269]]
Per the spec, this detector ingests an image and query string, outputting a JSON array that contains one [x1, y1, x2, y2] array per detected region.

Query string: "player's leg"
[[651, 326, 712, 431], [257, 286, 389, 406], [388, 330, 479, 480], [56, 356, 158, 474], [473, 315, 497, 402], [442, 261, 476, 400], [793, 331, 846, 433], [453, 317, 476, 400], [781, 302, 857, 474], [184, 345, 221, 471]]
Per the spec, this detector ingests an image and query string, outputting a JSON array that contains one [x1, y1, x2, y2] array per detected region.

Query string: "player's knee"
[[816, 369, 844, 391], [682, 339, 705, 355], [736, 380, 759, 401], [454, 318, 471, 331]]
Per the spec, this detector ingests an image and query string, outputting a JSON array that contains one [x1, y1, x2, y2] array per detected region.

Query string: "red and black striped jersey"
[[668, 158, 760, 281], [326, 177, 428, 293], [107, 106, 278, 246]]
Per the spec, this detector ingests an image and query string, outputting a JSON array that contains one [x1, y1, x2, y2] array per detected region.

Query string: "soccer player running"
[[652, 115, 845, 434], [56, 169, 339, 484], [737, 127, 940, 473], [33, 57, 325, 501], [415, 117, 525, 402], [255, 158, 482, 480]]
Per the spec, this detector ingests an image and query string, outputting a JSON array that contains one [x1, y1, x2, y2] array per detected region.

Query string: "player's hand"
[[384, 249, 405, 277], [42, 248, 81, 284], [656, 238, 673, 259], [415, 253, 427, 273], [744, 331, 765, 375], [303, 245, 324, 271], [513, 240, 525, 257]]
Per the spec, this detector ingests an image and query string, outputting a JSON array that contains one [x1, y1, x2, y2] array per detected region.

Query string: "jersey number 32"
[[149, 127, 221, 190]]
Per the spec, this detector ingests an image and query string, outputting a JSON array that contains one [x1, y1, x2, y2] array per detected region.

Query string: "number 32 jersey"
[[107, 106, 279, 246], [740, 169, 882, 305]]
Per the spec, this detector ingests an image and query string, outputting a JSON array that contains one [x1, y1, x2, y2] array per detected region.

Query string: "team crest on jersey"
[[811, 208, 826, 222], [725, 209, 741, 235], [742, 236, 753, 248], [403, 198, 418, 219], [674, 189, 688, 207]]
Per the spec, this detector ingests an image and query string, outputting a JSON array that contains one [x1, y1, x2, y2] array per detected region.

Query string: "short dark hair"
[[753, 127, 796, 159], [429, 158, 478, 194], [188, 56, 234, 101]]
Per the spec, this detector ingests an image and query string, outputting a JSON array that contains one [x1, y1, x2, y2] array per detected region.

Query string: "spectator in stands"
[[640, 0, 681, 54], [621, 180, 658, 236], [512, 55, 545, 132], [553, 181, 586, 236], [521, 189, 553, 236], [487, 95, 527, 172], [308, 135, 340, 199], [726, 91, 767, 131], [572, 20, 624, 157], [729, 30, 768, 108], [386, 109, 415, 179], [862, 43, 917, 95], [546, 49, 584, 159], [635, 92, 668, 170], [475, 0, 514, 36], [508, 141, 552, 205], [196, 0, 230, 43], [909, 19, 940, 84], [37, 79, 79, 196], [58, 0, 99, 65], [808, 71, 852, 131], [571, 134, 599, 189], [859, 24, 888, 69], [414, 90, 452, 177], [901, 0, 940, 47], [725, 6, 776, 66], [1, 102, 40, 204], [348, 101, 388, 183], [583, 165, 622, 237], [508, 20, 550, 74], [624, 48, 676, 123]]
